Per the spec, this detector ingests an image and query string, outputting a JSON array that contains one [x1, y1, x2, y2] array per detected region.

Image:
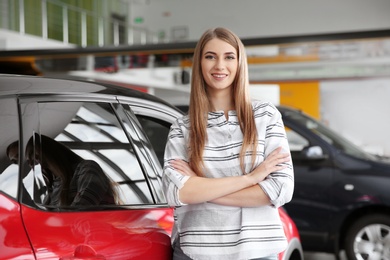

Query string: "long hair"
[[189, 27, 258, 176]]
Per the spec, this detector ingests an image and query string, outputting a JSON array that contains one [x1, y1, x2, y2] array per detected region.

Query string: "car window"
[[20, 100, 156, 210], [136, 115, 171, 167], [285, 127, 309, 152], [284, 108, 376, 160], [119, 104, 168, 204], [0, 98, 20, 199]]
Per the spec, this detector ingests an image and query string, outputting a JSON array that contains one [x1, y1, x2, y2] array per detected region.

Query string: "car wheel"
[[345, 214, 390, 260]]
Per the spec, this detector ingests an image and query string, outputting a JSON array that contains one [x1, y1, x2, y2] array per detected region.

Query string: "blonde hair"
[[188, 27, 258, 176]]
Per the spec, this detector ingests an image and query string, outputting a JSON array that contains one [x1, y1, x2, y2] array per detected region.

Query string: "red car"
[[278, 207, 303, 260], [0, 75, 302, 259]]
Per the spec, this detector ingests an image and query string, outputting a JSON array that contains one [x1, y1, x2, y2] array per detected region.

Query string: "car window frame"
[[117, 96, 183, 200], [17, 93, 170, 210], [0, 96, 21, 201], [283, 118, 331, 154], [114, 102, 166, 204]]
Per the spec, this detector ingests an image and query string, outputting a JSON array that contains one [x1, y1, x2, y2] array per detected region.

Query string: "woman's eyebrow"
[[225, 52, 236, 56], [203, 51, 236, 55]]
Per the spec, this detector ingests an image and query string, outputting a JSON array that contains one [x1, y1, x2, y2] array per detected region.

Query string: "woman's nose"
[[214, 58, 225, 70]]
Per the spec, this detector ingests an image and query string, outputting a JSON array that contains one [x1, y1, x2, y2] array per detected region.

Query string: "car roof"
[[277, 105, 300, 113], [0, 74, 181, 112]]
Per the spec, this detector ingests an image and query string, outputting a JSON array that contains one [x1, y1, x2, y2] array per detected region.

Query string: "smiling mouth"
[[212, 74, 228, 78]]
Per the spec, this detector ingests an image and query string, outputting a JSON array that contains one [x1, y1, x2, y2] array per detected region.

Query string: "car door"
[[0, 97, 35, 259], [282, 119, 335, 249], [18, 94, 173, 260]]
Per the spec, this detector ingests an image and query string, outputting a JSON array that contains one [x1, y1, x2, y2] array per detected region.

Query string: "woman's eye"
[[226, 55, 235, 60], [205, 55, 215, 59]]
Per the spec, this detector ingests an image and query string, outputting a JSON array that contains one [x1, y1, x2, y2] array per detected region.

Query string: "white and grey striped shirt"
[[163, 101, 294, 260]]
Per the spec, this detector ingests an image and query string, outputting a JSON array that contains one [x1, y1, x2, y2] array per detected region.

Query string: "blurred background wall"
[[1, 0, 390, 156]]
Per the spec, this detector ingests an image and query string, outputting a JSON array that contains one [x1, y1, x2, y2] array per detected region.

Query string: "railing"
[[0, 0, 161, 47]]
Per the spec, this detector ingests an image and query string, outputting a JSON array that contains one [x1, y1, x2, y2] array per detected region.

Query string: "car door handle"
[[60, 244, 106, 260]]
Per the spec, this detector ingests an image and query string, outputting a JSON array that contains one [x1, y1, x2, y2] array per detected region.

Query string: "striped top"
[[162, 101, 294, 260]]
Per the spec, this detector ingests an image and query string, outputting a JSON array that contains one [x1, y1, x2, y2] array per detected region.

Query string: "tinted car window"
[[285, 127, 309, 152], [20, 100, 155, 209], [283, 109, 376, 160], [136, 115, 171, 167], [0, 98, 20, 199], [120, 104, 167, 204]]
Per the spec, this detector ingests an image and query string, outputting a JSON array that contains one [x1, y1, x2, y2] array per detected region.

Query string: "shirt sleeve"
[[162, 118, 190, 207], [258, 103, 295, 208]]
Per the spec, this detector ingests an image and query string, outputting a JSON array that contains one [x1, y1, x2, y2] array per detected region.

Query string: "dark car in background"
[[0, 75, 303, 260], [279, 106, 390, 260]]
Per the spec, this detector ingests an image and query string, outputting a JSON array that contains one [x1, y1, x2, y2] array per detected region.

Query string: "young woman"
[[162, 27, 294, 260]]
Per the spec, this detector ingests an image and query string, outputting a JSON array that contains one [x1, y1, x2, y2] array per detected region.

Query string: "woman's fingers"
[[264, 150, 289, 166], [170, 159, 196, 176], [249, 147, 290, 182]]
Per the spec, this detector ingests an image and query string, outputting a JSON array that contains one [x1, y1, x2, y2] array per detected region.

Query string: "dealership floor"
[[304, 251, 347, 260]]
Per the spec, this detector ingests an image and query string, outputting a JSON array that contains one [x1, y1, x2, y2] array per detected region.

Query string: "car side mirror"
[[300, 145, 328, 160]]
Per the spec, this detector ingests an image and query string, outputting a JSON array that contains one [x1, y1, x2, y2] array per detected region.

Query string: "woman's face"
[[201, 38, 238, 93]]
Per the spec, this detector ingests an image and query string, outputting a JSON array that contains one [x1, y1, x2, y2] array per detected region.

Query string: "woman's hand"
[[246, 147, 290, 185], [169, 159, 197, 177]]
